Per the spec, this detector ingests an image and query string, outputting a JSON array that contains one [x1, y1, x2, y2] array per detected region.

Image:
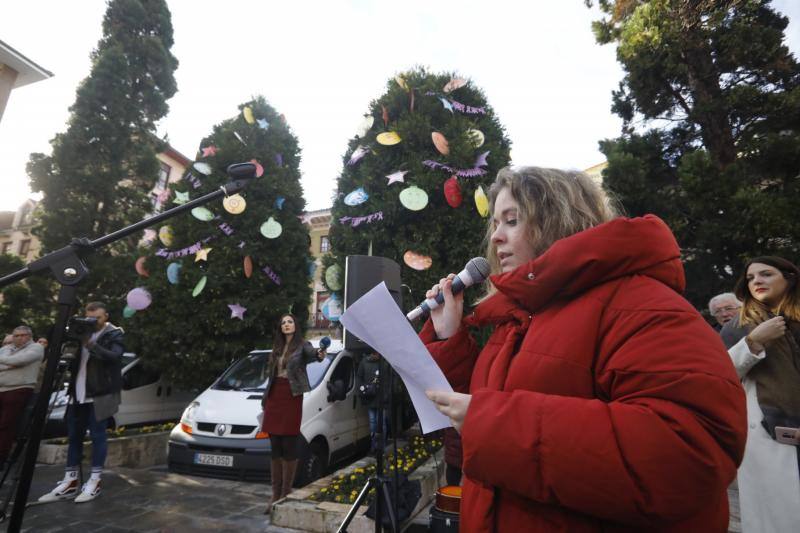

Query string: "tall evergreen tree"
[[588, 0, 800, 306], [324, 68, 511, 312], [126, 97, 312, 387], [27, 0, 178, 307]]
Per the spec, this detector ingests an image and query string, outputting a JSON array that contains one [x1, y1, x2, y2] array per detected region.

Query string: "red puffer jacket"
[[422, 215, 747, 532]]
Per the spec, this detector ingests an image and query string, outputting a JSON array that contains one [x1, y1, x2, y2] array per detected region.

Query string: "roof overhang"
[[0, 40, 52, 88]]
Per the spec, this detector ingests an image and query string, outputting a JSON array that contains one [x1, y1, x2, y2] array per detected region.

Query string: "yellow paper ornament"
[[223, 194, 246, 214], [376, 132, 402, 146], [474, 186, 489, 217], [243, 106, 255, 124]]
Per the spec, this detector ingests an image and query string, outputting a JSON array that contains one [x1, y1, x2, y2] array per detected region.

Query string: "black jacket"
[[69, 325, 125, 399]]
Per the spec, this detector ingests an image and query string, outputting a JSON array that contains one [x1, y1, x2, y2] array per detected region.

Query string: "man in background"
[[0, 325, 44, 465], [708, 292, 742, 331]]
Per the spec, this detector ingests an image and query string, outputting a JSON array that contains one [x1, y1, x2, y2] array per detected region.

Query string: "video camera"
[[65, 316, 98, 341]]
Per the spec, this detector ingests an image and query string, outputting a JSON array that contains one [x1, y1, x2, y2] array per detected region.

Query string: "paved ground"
[[1, 463, 304, 533]]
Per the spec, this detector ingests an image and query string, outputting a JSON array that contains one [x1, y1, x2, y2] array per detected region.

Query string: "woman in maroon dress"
[[261, 313, 325, 514]]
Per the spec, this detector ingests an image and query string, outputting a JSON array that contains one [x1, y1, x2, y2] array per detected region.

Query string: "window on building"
[[1, 242, 11, 254], [156, 163, 171, 190], [19, 240, 31, 257], [320, 235, 330, 253]]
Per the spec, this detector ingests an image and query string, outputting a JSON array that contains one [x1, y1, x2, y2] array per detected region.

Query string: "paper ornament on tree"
[[143, 228, 157, 242], [275, 153, 283, 167], [443, 77, 467, 93], [432, 132, 450, 155], [376, 132, 402, 146], [193, 162, 212, 175], [386, 170, 407, 185], [467, 129, 485, 148], [260, 217, 282, 239], [243, 255, 253, 278], [356, 116, 374, 138], [325, 264, 343, 291], [382, 105, 389, 126], [444, 176, 463, 208], [243, 106, 255, 124], [195, 247, 212, 262], [123, 306, 136, 319], [228, 303, 247, 320], [344, 187, 369, 206], [274, 196, 286, 209], [250, 159, 264, 177], [201, 145, 217, 158], [399, 186, 428, 211], [135, 257, 150, 277], [158, 226, 174, 247], [474, 186, 489, 217], [166, 262, 182, 284], [439, 97, 454, 113], [256, 118, 269, 130], [173, 191, 189, 205], [403, 251, 432, 271], [192, 276, 207, 297], [395, 75, 409, 90], [234, 131, 246, 145], [347, 146, 368, 166], [223, 194, 246, 214], [126, 288, 152, 310], [191, 207, 215, 221]]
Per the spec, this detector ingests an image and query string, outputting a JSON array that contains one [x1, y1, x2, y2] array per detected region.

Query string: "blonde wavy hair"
[[480, 166, 618, 296]]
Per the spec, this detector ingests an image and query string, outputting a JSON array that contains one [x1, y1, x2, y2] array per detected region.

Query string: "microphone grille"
[[466, 257, 491, 282]]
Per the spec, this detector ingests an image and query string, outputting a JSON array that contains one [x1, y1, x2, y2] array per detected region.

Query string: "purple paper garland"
[[425, 92, 486, 115], [185, 172, 203, 189], [423, 151, 490, 178], [155, 223, 235, 259], [339, 211, 383, 227], [262, 265, 282, 285]]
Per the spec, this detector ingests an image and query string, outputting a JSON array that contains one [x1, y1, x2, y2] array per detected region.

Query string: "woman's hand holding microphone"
[[425, 274, 471, 433]]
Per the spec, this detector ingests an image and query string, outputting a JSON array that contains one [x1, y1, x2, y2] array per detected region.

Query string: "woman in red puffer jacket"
[[423, 166, 747, 532]]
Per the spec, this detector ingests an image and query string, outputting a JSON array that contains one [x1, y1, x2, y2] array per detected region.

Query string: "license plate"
[[194, 453, 234, 467]]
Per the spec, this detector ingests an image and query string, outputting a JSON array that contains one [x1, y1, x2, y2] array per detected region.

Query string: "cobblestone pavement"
[[2, 463, 304, 533]]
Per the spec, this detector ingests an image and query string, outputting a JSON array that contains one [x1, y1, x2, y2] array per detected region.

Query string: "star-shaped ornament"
[[195, 247, 212, 262], [386, 170, 408, 185], [201, 145, 218, 158], [256, 118, 269, 130], [173, 191, 190, 205], [228, 303, 247, 320]]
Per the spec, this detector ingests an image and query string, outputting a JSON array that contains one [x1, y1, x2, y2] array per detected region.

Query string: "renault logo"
[[216, 424, 227, 436]]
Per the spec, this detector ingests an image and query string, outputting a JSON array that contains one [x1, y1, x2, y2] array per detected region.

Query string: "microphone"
[[406, 257, 490, 322], [319, 336, 331, 350]]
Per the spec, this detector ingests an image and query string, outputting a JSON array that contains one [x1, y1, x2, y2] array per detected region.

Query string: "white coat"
[[729, 339, 800, 532]]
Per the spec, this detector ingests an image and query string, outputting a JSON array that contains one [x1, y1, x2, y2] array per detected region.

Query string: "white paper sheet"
[[339, 282, 453, 433]]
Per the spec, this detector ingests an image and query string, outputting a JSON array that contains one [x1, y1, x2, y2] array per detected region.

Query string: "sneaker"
[[74, 479, 101, 503], [37, 478, 79, 502]]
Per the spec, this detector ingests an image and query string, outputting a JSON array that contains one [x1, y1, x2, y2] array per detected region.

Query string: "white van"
[[167, 339, 371, 486], [46, 353, 196, 435]]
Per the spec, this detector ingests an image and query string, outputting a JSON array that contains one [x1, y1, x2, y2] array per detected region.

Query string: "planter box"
[[272, 448, 445, 533], [37, 430, 170, 468]]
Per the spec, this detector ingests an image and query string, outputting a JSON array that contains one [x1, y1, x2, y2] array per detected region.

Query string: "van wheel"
[[296, 440, 327, 487]]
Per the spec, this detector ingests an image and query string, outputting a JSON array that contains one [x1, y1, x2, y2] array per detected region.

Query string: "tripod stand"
[[0, 359, 69, 521], [337, 355, 399, 533], [0, 162, 259, 532]]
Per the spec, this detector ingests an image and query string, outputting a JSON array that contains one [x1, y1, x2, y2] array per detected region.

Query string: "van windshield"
[[213, 351, 334, 392]]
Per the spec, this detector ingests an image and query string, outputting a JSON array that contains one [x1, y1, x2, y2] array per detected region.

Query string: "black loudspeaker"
[[343, 255, 403, 350]]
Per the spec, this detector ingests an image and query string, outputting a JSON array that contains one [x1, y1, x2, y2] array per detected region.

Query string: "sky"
[[1, 1, 798, 214]]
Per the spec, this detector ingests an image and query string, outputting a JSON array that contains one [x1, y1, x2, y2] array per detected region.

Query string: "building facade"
[[302, 208, 334, 334]]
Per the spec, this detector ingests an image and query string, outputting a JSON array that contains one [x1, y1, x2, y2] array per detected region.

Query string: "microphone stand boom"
[[0, 163, 259, 532]]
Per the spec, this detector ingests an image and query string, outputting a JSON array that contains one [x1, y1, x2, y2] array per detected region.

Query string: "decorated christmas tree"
[[125, 97, 312, 385], [323, 68, 511, 313]]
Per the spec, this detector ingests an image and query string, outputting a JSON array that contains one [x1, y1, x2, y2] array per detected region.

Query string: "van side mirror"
[[326, 379, 346, 402]]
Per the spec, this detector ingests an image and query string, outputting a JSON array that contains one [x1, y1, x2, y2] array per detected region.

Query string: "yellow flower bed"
[[309, 435, 442, 504]]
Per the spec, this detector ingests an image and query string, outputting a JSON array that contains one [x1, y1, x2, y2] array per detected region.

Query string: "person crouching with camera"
[[39, 301, 125, 503]]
